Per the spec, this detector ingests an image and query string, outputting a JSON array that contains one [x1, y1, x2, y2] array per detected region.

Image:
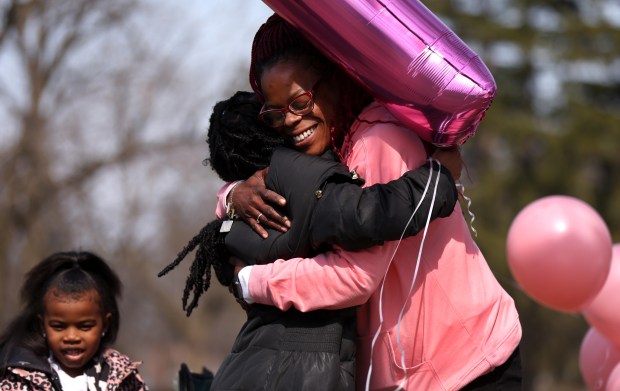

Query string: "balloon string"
[[457, 182, 477, 237], [395, 159, 440, 391], [364, 158, 436, 391]]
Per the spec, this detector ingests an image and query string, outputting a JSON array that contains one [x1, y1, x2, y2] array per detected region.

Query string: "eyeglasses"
[[258, 78, 322, 128]]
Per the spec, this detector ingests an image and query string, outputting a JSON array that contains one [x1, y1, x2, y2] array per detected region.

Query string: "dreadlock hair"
[[205, 90, 286, 182], [0, 251, 122, 366], [158, 219, 231, 317], [249, 13, 373, 151], [159, 91, 285, 316]]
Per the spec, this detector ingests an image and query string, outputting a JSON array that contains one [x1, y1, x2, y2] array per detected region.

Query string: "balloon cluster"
[[261, 0, 496, 147], [506, 195, 619, 390]]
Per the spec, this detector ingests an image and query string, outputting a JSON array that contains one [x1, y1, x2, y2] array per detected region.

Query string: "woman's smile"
[[291, 124, 317, 144]]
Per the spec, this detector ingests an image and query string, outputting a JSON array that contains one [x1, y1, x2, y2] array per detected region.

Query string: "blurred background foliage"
[[0, 0, 618, 390], [431, 1, 620, 390]]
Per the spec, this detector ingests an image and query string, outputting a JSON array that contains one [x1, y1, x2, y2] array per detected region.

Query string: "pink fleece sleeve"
[[248, 123, 427, 311], [215, 181, 241, 219]]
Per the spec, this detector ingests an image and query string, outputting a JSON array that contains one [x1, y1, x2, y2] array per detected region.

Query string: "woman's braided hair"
[[158, 91, 285, 316]]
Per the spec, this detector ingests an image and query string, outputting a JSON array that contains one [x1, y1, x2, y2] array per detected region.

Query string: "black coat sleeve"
[[225, 149, 458, 262], [225, 149, 345, 264], [309, 160, 458, 251]]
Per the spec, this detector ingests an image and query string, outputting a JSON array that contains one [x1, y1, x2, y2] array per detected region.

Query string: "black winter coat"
[[226, 148, 457, 263], [212, 148, 457, 391]]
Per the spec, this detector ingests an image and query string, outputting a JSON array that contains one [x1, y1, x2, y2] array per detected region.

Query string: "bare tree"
[[0, 0, 252, 388]]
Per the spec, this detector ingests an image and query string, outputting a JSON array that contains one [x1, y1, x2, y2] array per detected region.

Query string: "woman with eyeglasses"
[[217, 14, 522, 391], [162, 89, 457, 391]]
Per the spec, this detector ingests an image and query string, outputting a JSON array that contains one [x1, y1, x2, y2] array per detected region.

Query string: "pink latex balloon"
[[606, 363, 620, 391], [506, 195, 612, 312], [584, 244, 620, 347], [261, 0, 496, 147], [580, 328, 620, 391]]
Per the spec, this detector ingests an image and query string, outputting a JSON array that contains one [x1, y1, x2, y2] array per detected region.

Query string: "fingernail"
[[285, 219, 291, 228]]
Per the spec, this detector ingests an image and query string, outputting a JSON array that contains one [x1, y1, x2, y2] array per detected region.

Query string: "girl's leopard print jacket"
[[0, 348, 147, 390]]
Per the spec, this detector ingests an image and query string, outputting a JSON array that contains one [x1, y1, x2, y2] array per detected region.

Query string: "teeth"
[[293, 126, 315, 143]]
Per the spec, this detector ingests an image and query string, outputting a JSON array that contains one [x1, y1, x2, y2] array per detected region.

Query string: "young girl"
[[0, 251, 147, 391]]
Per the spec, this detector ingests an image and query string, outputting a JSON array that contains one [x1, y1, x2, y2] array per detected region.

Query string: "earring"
[[42, 332, 47, 338], [101, 332, 106, 337]]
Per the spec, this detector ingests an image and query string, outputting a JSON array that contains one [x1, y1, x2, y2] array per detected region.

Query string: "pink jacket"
[[220, 102, 521, 390]]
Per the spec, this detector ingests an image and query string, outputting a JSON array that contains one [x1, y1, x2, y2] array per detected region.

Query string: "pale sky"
[[175, 0, 274, 90]]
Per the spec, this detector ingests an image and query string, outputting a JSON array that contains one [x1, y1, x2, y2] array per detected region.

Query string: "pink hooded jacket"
[[218, 102, 521, 390]]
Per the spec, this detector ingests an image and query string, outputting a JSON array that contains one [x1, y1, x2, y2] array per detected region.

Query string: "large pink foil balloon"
[[584, 244, 620, 346], [506, 195, 612, 312], [580, 328, 620, 391], [261, 0, 496, 147]]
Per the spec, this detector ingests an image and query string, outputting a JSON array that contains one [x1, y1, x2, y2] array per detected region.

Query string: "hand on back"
[[231, 168, 290, 238]]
